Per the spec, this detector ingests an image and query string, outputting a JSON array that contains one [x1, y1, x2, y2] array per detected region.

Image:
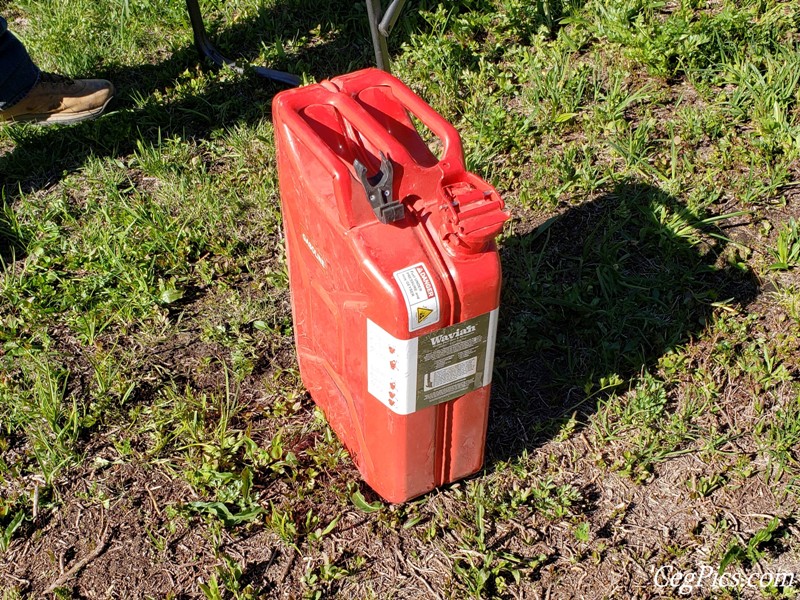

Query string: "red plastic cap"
[[438, 181, 509, 253]]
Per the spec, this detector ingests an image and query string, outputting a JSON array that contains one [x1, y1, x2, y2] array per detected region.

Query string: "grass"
[[1, 0, 800, 598]]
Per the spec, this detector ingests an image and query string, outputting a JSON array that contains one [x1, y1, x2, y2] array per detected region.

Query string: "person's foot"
[[0, 73, 114, 126]]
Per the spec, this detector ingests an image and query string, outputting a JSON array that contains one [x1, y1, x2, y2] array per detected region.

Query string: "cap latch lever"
[[354, 153, 404, 224]]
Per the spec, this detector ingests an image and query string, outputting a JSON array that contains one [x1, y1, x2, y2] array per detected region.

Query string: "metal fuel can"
[[273, 69, 509, 502]]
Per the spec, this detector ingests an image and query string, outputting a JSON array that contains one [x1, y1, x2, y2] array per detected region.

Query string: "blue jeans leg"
[[0, 16, 40, 110]]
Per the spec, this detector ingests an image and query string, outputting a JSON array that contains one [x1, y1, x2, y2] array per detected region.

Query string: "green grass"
[[2, 0, 800, 598]]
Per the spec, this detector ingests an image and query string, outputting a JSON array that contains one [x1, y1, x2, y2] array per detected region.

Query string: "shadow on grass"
[[0, 203, 26, 264], [487, 181, 760, 465]]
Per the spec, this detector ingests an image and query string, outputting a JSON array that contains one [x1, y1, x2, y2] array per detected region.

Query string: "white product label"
[[393, 263, 440, 332], [366, 319, 418, 415], [366, 309, 499, 415]]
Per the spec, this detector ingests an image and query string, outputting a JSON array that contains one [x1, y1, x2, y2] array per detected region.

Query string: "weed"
[[755, 392, 800, 483], [350, 489, 384, 514], [200, 553, 259, 600], [508, 476, 582, 519], [574, 521, 590, 543], [686, 473, 727, 499], [302, 554, 361, 600], [718, 517, 784, 572], [769, 219, 800, 271], [0, 508, 25, 553]]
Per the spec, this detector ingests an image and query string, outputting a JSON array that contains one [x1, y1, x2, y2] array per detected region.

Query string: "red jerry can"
[[273, 69, 509, 503]]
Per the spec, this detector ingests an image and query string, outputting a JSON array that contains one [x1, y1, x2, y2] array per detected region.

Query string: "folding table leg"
[[365, 0, 391, 72], [185, 0, 300, 86], [378, 0, 408, 38], [365, 0, 409, 73]]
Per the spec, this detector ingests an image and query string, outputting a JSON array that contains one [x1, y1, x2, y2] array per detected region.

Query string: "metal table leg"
[[186, 0, 408, 85], [185, 0, 300, 86], [366, 0, 408, 72]]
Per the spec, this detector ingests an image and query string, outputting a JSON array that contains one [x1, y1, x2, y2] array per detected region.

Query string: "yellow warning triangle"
[[417, 306, 433, 323]]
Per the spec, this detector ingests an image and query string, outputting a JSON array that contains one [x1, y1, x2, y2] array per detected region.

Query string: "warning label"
[[365, 310, 499, 415], [393, 263, 440, 332], [417, 306, 433, 324]]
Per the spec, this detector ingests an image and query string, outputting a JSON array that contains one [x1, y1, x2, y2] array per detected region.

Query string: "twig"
[[145, 485, 163, 518], [32, 485, 39, 521], [277, 547, 297, 584], [44, 522, 112, 595], [4, 572, 30, 586], [264, 547, 279, 572]]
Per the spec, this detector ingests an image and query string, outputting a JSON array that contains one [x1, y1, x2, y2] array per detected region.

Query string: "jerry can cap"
[[438, 180, 509, 253]]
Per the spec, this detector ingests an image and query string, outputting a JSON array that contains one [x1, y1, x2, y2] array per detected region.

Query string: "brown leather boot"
[[0, 72, 114, 125]]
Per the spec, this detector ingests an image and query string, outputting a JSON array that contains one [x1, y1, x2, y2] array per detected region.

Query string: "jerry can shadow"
[[273, 69, 509, 503]]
